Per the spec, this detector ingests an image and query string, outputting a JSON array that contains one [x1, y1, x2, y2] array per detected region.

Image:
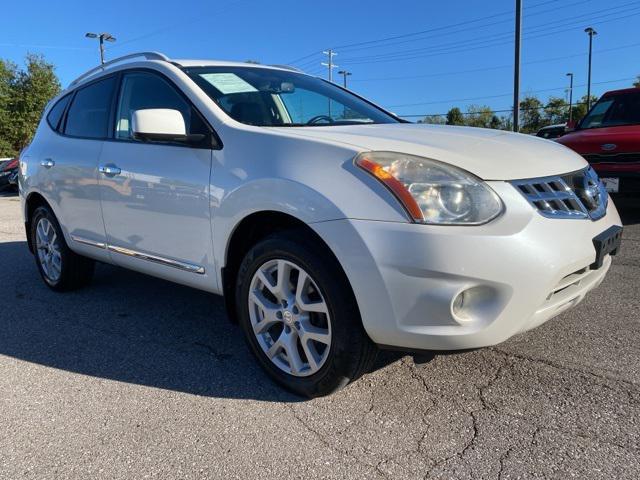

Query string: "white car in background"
[[19, 52, 622, 397]]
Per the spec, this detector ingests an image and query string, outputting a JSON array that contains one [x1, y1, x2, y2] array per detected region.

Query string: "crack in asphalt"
[[490, 347, 640, 391], [417, 355, 508, 479], [395, 347, 640, 479], [286, 403, 388, 479]]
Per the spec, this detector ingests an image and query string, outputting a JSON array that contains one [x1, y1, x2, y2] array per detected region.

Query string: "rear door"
[[44, 76, 117, 261], [97, 70, 215, 290]]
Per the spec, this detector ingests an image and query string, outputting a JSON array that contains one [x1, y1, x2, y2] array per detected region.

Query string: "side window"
[[115, 72, 208, 141], [64, 76, 117, 138], [46, 94, 72, 132]]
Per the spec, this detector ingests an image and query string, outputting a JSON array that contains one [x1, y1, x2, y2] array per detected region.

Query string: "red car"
[[557, 87, 640, 195], [0, 157, 19, 191]]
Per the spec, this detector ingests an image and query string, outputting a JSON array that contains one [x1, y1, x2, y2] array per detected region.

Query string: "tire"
[[30, 205, 95, 291], [236, 230, 377, 398]]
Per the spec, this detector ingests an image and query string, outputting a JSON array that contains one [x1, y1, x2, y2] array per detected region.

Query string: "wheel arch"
[[24, 191, 54, 253], [220, 210, 356, 325]]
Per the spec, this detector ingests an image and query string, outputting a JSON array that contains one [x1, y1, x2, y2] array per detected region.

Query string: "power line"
[[286, 0, 598, 65], [399, 102, 588, 118], [337, 4, 640, 66], [386, 76, 636, 109], [340, 3, 632, 62], [329, 0, 580, 52], [335, 0, 591, 55], [348, 41, 640, 83], [110, 0, 251, 49]]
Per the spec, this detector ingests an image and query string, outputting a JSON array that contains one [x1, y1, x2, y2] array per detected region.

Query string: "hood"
[[270, 123, 586, 180], [556, 125, 640, 155]]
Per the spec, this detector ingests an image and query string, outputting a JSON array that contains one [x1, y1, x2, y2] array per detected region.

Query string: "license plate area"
[[601, 177, 619, 193], [591, 225, 623, 270]]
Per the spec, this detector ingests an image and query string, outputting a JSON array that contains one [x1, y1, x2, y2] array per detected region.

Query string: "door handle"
[[99, 164, 121, 176], [40, 159, 55, 168]]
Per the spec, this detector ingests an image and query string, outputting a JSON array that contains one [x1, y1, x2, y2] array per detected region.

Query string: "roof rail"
[[269, 64, 304, 73], [69, 51, 170, 87]]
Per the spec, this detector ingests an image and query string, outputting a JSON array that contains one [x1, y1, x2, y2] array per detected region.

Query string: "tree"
[[500, 115, 513, 131], [420, 114, 446, 124], [489, 115, 502, 130], [519, 96, 543, 133], [544, 96, 568, 125], [634, 75, 640, 88], [465, 105, 493, 128], [0, 59, 17, 156], [0, 54, 60, 157], [445, 107, 464, 125]]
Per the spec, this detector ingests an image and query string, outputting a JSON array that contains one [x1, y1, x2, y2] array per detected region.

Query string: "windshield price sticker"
[[199, 73, 258, 94]]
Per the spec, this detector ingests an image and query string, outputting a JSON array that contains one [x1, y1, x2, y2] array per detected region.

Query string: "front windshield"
[[183, 66, 399, 127], [580, 90, 640, 129]]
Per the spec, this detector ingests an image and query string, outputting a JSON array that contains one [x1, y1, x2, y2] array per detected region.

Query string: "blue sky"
[[2, 0, 639, 118]]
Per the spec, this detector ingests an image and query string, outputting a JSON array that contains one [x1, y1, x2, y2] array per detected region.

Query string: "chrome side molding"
[[70, 235, 205, 274], [107, 245, 205, 274], [71, 235, 107, 249]]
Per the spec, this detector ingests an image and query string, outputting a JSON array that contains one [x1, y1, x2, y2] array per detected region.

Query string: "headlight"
[[355, 151, 503, 225]]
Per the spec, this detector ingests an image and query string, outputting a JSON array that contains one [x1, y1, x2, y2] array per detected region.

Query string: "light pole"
[[584, 27, 597, 110], [566, 72, 574, 123], [338, 70, 352, 88], [85, 32, 117, 64], [512, 0, 522, 132]]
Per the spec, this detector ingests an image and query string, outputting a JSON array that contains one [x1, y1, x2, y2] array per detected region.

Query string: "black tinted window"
[[115, 72, 208, 140], [46, 94, 71, 131], [65, 76, 116, 138], [581, 91, 640, 129]]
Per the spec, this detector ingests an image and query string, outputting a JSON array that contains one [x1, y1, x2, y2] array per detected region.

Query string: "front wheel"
[[236, 231, 377, 397]]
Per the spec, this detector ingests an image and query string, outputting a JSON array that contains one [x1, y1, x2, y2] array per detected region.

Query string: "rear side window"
[[64, 76, 117, 138], [46, 94, 72, 132]]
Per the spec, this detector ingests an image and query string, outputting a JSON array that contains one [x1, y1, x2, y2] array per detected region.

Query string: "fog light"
[[452, 290, 470, 320]]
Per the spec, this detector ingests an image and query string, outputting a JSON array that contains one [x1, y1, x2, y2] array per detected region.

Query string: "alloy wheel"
[[35, 217, 62, 283], [248, 259, 332, 377]]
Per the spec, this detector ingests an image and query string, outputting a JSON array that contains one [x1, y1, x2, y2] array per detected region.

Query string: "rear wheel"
[[30, 206, 95, 291], [236, 231, 377, 397]]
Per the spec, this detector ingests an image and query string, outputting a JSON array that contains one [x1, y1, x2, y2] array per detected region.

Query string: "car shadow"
[[0, 240, 405, 401], [613, 196, 640, 226], [0, 189, 19, 198]]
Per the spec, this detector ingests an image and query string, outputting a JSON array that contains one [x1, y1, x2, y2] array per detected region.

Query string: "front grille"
[[583, 152, 640, 164], [511, 167, 608, 220]]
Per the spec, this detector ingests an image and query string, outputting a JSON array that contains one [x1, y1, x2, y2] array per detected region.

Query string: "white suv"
[[20, 52, 623, 397]]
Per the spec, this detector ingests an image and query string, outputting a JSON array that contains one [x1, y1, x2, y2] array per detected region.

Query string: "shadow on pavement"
[[613, 196, 640, 226], [0, 240, 404, 401], [0, 190, 18, 198]]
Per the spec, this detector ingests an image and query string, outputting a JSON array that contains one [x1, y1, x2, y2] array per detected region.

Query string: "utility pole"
[[566, 72, 574, 123], [585, 27, 597, 110], [512, 0, 522, 132], [338, 70, 352, 88], [321, 49, 338, 82], [322, 50, 338, 118], [85, 32, 116, 64]]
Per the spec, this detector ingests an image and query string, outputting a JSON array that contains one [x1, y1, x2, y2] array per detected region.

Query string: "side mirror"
[[565, 120, 577, 132], [132, 109, 205, 144]]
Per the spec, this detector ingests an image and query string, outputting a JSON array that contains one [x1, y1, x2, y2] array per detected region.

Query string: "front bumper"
[[312, 181, 622, 351]]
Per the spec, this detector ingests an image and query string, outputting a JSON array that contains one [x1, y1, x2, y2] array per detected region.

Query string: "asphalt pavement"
[[0, 190, 639, 479]]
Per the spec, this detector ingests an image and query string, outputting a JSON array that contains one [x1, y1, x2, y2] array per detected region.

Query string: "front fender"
[[212, 177, 345, 274]]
